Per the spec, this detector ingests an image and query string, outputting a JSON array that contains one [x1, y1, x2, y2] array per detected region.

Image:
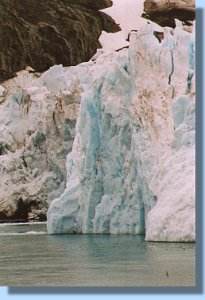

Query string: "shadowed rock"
[[0, 0, 120, 82], [143, 0, 195, 27]]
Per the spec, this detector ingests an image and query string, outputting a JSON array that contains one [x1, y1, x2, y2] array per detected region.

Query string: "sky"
[[99, 0, 146, 51]]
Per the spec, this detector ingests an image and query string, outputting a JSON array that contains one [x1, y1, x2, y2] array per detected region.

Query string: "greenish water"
[[0, 223, 195, 287]]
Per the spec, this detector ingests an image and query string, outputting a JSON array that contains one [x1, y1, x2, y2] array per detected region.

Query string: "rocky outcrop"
[[0, 0, 120, 82], [47, 22, 195, 241], [143, 0, 195, 27]]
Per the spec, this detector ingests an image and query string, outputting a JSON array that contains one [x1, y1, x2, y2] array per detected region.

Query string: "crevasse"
[[47, 22, 195, 242]]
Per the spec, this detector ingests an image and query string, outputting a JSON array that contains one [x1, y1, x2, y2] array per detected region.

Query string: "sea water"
[[0, 223, 195, 287]]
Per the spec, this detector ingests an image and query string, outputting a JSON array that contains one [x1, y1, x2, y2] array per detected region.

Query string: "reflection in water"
[[0, 224, 195, 287]]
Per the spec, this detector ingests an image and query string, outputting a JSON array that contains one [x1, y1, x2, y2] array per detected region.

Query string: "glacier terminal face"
[[0, 65, 87, 222], [47, 22, 195, 241], [47, 50, 154, 235]]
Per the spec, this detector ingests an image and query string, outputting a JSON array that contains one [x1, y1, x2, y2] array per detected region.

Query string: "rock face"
[[47, 22, 195, 241], [0, 0, 120, 82], [143, 0, 195, 27]]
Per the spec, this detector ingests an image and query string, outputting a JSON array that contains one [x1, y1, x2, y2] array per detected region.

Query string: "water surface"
[[0, 223, 195, 287]]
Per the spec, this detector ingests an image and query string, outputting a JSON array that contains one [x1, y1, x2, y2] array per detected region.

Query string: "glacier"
[[0, 66, 84, 221], [47, 22, 195, 241]]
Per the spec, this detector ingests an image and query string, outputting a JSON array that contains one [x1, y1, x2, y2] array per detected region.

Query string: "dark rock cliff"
[[143, 0, 195, 27], [0, 0, 120, 82]]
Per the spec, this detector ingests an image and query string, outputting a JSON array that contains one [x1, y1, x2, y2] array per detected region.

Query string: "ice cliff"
[[47, 22, 195, 241], [0, 66, 84, 221]]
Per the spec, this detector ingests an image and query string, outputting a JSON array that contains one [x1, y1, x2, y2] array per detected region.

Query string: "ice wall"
[[47, 23, 195, 241], [47, 50, 154, 235], [0, 65, 85, 221]]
